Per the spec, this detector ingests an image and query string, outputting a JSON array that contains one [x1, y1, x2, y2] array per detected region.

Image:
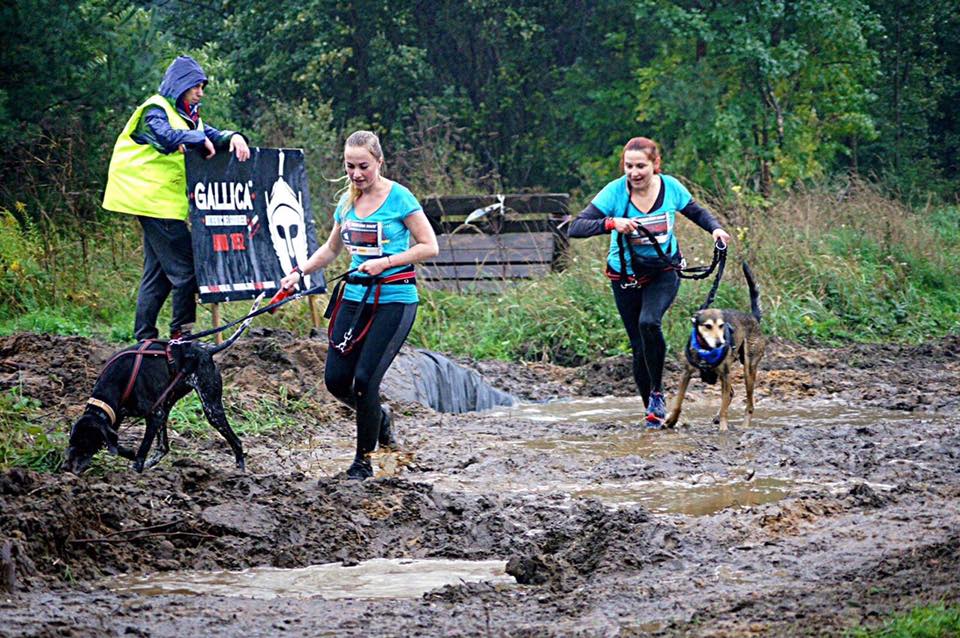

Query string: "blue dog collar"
[[689, 326, 728, 365]]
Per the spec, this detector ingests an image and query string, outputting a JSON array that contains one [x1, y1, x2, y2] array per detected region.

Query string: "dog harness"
[[686, 323, 735, 369], [87, 339, 186, 426], [324, 266, 417, 355], [609, 197, 685, 289]]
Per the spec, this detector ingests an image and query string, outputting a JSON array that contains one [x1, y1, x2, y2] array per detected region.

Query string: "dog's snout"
[[63, 448, 92, 474]]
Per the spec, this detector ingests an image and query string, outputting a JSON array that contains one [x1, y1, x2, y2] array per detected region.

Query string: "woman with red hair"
[[568, 137, 731, 428]]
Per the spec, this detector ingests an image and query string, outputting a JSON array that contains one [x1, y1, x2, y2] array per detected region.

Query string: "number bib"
[[341, 220, 383, 257], [628, 212, 672, 246]]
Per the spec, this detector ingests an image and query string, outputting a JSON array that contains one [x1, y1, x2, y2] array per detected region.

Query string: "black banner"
[[186, 148, 325, 304]]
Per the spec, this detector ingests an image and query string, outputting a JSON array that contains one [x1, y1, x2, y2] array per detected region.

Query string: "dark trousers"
[[135, 216, 198, 341], [325, 300, 418, 457], [611, 269, 680, 405]]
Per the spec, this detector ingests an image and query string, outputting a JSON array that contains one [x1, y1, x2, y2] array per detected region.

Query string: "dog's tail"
[[209, 292, 265, 355], [742, 261, 762, 323]]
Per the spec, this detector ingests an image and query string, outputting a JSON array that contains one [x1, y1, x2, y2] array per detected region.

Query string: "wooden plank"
[[211, 303, 223, 345], [422, 193, 570, 218], [435, 218, 561, 234], [433, 247, 552, 264], [437, 232, 555, 251], [420, 279, 532, 293], [418, 262, 551, 280]]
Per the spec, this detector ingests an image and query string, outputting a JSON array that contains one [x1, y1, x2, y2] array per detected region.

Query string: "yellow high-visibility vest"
[[102, 95, 202, 220]]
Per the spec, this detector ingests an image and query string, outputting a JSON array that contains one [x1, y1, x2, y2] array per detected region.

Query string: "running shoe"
[[346, 455, 373, 480], [645, 391, 666, 429]]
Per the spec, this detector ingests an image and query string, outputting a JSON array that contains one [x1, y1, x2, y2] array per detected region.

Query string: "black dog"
[[64, 301, 262, 474]]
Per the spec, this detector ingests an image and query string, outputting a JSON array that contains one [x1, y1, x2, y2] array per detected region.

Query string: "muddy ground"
[[1, 331, 959, 636]]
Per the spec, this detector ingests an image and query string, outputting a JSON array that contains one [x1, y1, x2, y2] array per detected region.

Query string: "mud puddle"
[[109, 558, 513, 600], [406, 396, 931, 512], [486, 394, 941, 429], [572, 477, 793, 514]]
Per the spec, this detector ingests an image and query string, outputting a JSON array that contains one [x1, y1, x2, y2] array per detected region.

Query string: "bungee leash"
[[324, 266, 417, 355], [172, 268, 356, 344]]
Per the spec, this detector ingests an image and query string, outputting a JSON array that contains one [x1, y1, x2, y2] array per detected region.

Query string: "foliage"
[[0, 386, 63, 473], [630, 0, 881, 195], [3, 0, 958, 225], [168, 389, 311, 439], [847, 602, 960, 638]]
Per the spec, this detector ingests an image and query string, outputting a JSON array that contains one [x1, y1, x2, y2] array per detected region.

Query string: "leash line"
[[614, 202, 728, 310], [175, 268, 356, 344]]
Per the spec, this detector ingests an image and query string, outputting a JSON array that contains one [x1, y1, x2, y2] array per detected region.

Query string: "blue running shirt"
[[334, 182, 421, 304], [591, 174, 692, 275]]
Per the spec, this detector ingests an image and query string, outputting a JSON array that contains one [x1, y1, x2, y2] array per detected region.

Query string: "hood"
[[158, 56, 207, 101]]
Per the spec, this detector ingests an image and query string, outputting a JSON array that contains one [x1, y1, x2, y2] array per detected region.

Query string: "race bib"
[[341, 220, 383, 256], [628, 212, 672, 246]]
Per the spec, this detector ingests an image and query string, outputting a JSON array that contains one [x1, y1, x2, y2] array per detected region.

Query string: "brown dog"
[[665, 262, 764, 431]]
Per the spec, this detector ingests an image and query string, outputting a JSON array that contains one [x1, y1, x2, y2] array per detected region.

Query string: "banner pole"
[[308, 295, 321, 330], [212, 303, 223, 344]]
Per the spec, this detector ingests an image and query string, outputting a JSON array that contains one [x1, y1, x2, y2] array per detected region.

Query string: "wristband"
[[604, 218, 616, 232], [387, 255, 393, 266]]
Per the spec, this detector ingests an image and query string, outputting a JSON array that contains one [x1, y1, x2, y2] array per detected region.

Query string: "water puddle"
[[485, 395, 650, 424], [487, 396, 940, 429], [109, 558, 512, 600], [421, 471, 796, 515], [573, 477, 793, 515], [521, 431, 695, 458]]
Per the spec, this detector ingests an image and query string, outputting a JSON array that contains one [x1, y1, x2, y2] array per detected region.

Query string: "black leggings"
[[325, 300, 418, 457], [611, 270, 680, 405]]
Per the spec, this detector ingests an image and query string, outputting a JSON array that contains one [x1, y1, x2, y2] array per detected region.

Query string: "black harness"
[[324, 266, 417, 355]]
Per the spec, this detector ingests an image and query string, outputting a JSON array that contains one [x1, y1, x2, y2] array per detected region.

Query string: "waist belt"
[[324, 266, 416, 355], [605, 262, 673, 288]]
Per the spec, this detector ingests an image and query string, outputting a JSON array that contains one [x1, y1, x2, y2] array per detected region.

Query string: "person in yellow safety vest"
[[102, 55, 250, 341]]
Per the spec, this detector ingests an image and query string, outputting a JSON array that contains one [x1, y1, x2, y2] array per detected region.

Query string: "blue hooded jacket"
[[132, 55, 240, 154], [158, 55, 207, 101]]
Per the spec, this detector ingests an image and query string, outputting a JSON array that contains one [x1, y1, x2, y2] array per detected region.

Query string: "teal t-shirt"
[[334, 181, 421, 304], [591, 174, 692, 275]]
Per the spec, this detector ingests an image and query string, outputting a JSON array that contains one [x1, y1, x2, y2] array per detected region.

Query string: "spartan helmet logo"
[[265, 151, 311, 287]]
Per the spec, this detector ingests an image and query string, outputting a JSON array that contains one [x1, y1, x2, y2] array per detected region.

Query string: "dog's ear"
[[96, 420, 119, 455]]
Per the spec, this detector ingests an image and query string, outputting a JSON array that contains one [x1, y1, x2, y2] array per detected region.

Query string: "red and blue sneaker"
[[645, 391, 666, 429]]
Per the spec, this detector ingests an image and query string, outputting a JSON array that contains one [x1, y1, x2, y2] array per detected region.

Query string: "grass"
[[0, 386, 64, 472], [848, 603, 960, 637], [2, 184, 957, 361], [168, 389, 312, 439]]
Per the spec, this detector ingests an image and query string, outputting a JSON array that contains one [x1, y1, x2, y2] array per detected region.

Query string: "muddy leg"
[[717, 372, 733, 431], [193, 361, 245, 470], [144, 418, 170, 469], [133, 410, 164, 472], [665, 369, 693, 428], [743, 352, 761, 429]]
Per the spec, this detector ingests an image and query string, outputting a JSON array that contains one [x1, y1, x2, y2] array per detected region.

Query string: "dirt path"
[[1, 332, 958, 636]]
